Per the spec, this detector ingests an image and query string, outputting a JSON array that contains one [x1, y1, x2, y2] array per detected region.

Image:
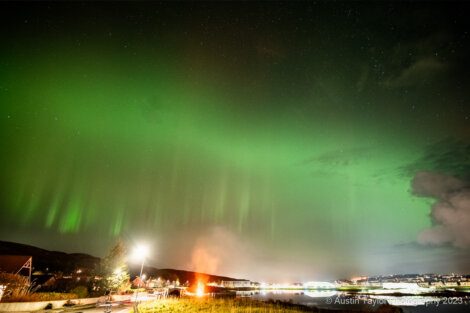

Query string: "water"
[[237, 290, 470, 313]]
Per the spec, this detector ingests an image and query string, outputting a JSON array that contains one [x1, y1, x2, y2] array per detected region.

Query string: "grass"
[[452, 286, 470, 291], [133, 297, 315, 313]]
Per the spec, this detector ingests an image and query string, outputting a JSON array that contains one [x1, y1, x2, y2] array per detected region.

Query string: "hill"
[[0, 240, 245, 284], [0, 240, 99, 274], [130, 266, 246, 285]]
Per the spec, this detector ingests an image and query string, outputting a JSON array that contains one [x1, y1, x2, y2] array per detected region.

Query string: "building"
[[303, 281, 336, 289], [0, 255, 32, 282], [221, 280, 252, 288]]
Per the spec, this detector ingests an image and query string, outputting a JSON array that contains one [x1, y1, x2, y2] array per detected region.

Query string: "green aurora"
[[1, 2, 469, 280]]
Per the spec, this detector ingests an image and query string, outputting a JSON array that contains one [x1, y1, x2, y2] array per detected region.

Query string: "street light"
[[132, 244, 149, 286], [132, 243, 149, 313]]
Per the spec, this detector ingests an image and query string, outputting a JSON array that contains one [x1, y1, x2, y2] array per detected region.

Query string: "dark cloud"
[[384, 56, 447, 88], [381, 29, 461, 89], [302, 147, 373, 167], [403, 138, 470, 180]]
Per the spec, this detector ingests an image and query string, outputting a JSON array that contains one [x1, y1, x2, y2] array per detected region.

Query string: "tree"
[[98, 240, 130, 293]]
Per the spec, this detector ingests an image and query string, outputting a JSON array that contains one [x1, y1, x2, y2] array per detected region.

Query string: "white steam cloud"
[[412, 171, 470, 248]]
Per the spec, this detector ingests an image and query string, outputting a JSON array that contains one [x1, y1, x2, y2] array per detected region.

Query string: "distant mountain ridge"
[[0, 240, 100, 274], [0, 240, 244, 284], [131, 267, 245, 285]]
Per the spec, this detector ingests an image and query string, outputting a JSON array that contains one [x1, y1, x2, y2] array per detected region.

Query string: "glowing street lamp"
[[132, 244, 149, 287], [132, 244, 149, 313]]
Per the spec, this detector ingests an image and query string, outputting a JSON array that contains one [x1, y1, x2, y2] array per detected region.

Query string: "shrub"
[[0, 273, 33, 301], [71, 285, 89, 298], [2, 292, 78, 303]]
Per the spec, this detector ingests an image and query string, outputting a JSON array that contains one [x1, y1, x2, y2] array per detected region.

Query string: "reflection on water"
[[246, 290, 469, 313], [303, 290, 338, 298]]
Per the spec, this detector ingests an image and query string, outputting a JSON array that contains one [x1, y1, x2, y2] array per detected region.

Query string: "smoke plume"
[[412, 171, 470, 248]]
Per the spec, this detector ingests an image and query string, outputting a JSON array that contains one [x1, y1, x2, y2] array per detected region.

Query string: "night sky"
[[1, 2, 469, 282]]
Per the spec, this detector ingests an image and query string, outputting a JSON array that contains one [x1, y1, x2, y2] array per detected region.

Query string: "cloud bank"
[[412, 171, 470, 248]]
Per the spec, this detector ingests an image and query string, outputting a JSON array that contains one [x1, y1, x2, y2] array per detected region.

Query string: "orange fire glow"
[[196, 281, 205, 297]]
